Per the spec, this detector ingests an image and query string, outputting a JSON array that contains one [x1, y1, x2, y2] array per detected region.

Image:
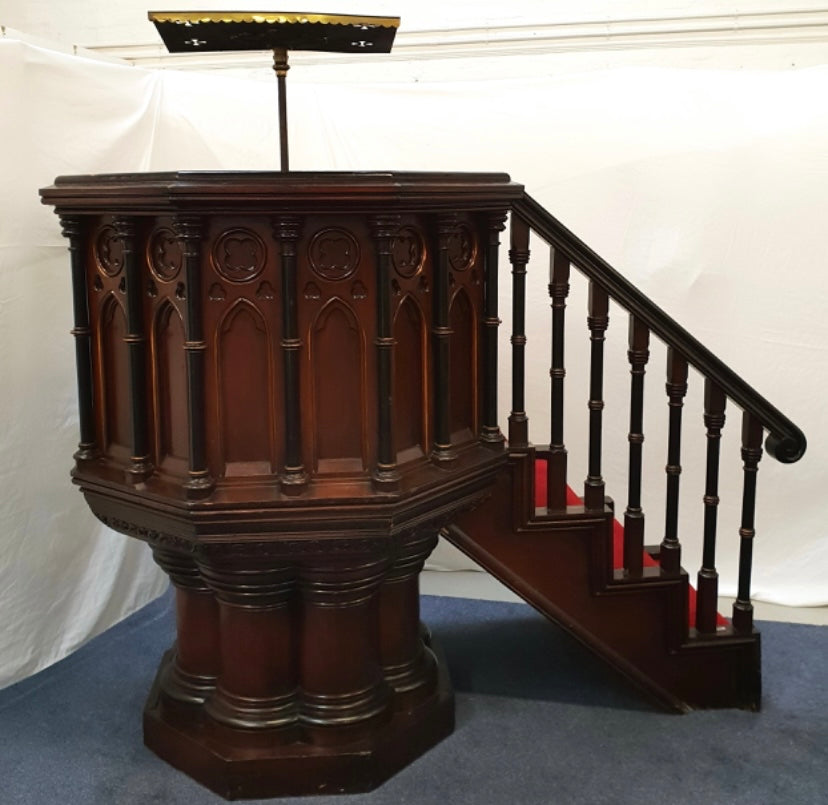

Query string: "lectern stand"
[[41, 171, 523, 797]]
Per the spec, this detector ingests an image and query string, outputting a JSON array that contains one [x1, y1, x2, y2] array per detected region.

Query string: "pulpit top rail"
[[40, 171, 524, 214]]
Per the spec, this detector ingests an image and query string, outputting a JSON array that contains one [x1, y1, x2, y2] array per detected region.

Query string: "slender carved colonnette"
[[60, 214, 98, 462], [174, 215, 214, 497], [273, 214, 308, 492]]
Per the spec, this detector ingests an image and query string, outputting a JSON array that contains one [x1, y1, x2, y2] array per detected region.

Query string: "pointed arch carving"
[[309, 298, 368, 474], [392, 294, 428, 463], [99, 293, 130, 459], [448, 287, 478, 441], [151, 300, 188, 474], [215, 299, 277, 477]]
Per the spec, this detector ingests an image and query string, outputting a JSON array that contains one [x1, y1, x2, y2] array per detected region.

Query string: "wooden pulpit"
[[41, 170, 523, 797]]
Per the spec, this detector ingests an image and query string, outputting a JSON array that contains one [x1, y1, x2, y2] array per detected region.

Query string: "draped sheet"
[[1, 36, 826, 688]]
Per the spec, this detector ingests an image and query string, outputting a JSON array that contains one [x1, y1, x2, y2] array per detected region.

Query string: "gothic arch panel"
[[392, 295, 428, 463], [99, 295, 131, 459], [310, 300, 367, 474], [152, 301, 188, 474], [216, 300, 275, 476], [449, 288, 477, 441]]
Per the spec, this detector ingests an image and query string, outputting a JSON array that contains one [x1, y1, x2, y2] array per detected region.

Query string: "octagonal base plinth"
[[144, 647, 454, 800]]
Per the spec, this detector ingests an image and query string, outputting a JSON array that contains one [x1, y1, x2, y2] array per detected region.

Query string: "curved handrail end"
[[764, 430, 807, 464]]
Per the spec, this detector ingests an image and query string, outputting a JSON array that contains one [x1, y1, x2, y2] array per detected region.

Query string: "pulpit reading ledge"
[[41, 170, 523, 797]]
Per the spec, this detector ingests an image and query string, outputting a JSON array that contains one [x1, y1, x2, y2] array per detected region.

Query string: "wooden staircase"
[[445, 450, 760, 712], [439, 191, 807, 713]]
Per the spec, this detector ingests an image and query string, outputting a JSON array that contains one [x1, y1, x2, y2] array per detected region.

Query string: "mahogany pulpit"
[[41, 171, 523, 798]]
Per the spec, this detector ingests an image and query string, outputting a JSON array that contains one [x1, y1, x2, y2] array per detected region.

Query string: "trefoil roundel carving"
[[212, 228, 267, 283], [94, 225, 124, 277], [447, 224, 477, 272], [309, 227, 360, 281], [391, 226, 426, 278], [148, 227, 183, 282]]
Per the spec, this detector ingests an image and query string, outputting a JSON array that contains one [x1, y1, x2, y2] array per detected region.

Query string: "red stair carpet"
[[533, 460, 726, 629]]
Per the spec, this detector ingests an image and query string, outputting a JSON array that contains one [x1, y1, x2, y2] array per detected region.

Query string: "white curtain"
[[1, 36, 826, 688]]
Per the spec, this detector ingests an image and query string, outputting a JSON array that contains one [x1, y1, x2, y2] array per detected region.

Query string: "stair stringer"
[[443, 449, 761, 712]]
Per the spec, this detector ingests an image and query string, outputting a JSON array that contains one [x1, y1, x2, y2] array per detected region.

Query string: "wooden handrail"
[[512, 193, 807, 464]]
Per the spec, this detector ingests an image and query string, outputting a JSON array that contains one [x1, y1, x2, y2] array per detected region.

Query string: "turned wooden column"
[[379, 529, 439, 709], [152, 547, 220, 705], [199, 562, 298, 731], [298, 552, 391, 744]]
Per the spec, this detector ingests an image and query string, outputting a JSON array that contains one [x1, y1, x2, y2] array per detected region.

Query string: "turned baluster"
[[114, 215, 153, 481], [732, 412, 764, 632], [481, 212, 507, 446], [508, 215, 530, 448], [547, 249, 570, 510], [174, 215, 213, 496], [583, 283, 609, 510], [60, 215, 98, 462], [696, 380, 726, 633], [660, 348, 688, 574], [623, 316, 650, 575]]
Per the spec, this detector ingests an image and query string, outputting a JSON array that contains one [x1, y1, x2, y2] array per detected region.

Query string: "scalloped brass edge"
[[147, 11, 400, 28]]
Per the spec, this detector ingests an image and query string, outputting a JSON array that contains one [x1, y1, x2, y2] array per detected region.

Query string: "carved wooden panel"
[[449, 287, 477, 443], [217, 302, 276, 476], [310, 301, 367, 474], [299, 216, 375, 478], [202, 218, 282, 479], [388, 216, 432, 465], [99, 295, 131, 459], [393, 296, 428, 463], [152, 301, 189, 475]]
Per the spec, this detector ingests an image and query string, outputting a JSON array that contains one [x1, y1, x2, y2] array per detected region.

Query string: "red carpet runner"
[[534, 461, 726, 628]]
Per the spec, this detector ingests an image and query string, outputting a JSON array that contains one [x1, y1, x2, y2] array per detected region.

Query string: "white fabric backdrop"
[[1, 36, 826, 688]]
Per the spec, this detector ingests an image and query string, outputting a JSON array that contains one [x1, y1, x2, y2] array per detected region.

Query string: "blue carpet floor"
[[1, 589, 825, 805]]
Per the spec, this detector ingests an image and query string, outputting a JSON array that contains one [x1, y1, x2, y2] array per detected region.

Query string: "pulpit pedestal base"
[[144, 645, 454, 800]]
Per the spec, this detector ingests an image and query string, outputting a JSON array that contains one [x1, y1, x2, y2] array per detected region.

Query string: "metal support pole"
[[273, 48, 290, 171]]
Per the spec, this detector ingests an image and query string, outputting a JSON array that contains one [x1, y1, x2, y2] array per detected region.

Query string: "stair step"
[[445, 451, 760, 712]]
